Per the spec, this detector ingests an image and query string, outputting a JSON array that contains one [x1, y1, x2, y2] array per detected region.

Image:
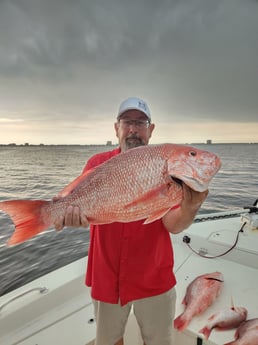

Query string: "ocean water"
[[0, 143, 257, 296]]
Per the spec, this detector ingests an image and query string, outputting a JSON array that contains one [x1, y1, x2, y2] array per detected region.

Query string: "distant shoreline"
[[0, 142, 257, 147], [0, 143, 116, 147]]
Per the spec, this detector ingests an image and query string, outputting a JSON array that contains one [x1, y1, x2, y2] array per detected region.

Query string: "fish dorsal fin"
[[57, 168, 94, 198]]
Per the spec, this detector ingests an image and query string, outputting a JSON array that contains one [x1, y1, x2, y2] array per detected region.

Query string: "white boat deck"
[[173, 211, 258, 344], [0, 256, 93, 345], [0, 210, 258, 345]]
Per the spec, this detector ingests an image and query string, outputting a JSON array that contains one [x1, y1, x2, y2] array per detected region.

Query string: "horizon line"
[[1, 142, 258, 147]]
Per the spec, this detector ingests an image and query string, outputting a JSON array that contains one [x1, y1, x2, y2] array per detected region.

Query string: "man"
[[55, 97, 208, 345]]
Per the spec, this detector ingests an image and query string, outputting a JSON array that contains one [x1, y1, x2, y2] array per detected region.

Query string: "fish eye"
[[189, 150, 197, 157]]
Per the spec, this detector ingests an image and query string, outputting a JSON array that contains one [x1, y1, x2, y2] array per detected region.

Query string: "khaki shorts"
[[92, 288, 176, 345]]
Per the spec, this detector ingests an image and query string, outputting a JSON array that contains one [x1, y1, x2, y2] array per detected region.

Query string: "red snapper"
[[174, 272, 224, 332], [199, 305, 247, 339], [224, 318, 258, 345], [0, 143, 221, 245]]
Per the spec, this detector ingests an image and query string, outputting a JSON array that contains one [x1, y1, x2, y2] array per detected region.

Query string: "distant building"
[[206, 139, 212, 144], [106, 141, 112, 146]]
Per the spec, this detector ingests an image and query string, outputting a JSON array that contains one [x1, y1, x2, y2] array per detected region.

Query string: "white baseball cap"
[[117, 97, 151, 121]]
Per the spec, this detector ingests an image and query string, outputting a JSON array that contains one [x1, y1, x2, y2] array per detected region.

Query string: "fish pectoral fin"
[[124, 185, 179, 224], [207, 314, 216, 321], [125, 185, 170, 209], [182, 296, 187, 305], [57, 168, 95, 197], [144, 208, 172, 224]]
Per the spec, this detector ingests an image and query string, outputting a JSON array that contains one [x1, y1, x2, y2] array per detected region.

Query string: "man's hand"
[[180, 183, 209, 214], [162, 183, 208, 234], [54, 204, 89, 231]]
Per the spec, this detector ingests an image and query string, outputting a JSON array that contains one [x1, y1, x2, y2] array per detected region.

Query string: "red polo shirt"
[[84, 148, 176, 306]]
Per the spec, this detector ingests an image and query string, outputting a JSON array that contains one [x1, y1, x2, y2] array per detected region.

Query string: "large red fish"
[[199, 304, 247, 340], [0, 143, 221, 245], [174, 272, 224, 332]]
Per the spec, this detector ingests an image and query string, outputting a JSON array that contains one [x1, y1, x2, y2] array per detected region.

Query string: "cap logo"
[[118, 97, 150, 119], [138, 101, 147, 112]]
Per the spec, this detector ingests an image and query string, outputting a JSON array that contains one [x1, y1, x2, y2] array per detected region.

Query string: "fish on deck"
[[0, 143, 221, 245], [199, 304, 247, 340], [224, 318, 258, 345], [174, 272, 224, 332]]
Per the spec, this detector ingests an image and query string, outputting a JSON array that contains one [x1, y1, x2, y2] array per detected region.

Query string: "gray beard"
[[125, 136, 145, 150]]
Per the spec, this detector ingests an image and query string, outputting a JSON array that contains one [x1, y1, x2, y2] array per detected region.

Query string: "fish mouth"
[[171, 176, 183, 186], [172, 175, 208, 192], [206, 277, 224, 283]]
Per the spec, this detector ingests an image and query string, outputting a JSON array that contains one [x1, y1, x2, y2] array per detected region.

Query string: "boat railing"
[[195, 209, 247, 223], [0, 286, 48, 313]]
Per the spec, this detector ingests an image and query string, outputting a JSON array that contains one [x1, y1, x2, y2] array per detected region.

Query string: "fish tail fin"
[[199, 326, 212, 340], [174, 314, 190, 332], [0, 200, 50, 245]]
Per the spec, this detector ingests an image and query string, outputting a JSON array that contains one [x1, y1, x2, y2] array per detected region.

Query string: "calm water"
[[0, 144, 257, 296]]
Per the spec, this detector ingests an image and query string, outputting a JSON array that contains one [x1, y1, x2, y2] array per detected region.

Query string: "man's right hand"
[[54, 205, 89, 231]]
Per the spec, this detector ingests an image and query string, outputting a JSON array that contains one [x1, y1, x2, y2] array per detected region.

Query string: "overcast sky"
[[0, 0, 257, 145]]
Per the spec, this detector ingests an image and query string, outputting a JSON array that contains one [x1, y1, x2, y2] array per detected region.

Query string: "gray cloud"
[[0, 0, 258, 132]]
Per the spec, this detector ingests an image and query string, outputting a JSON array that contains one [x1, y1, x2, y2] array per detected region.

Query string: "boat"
[[0, 201, 258, 345]]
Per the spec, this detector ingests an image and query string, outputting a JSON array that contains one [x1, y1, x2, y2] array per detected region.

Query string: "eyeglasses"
[[119, 119, 151, 129]]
